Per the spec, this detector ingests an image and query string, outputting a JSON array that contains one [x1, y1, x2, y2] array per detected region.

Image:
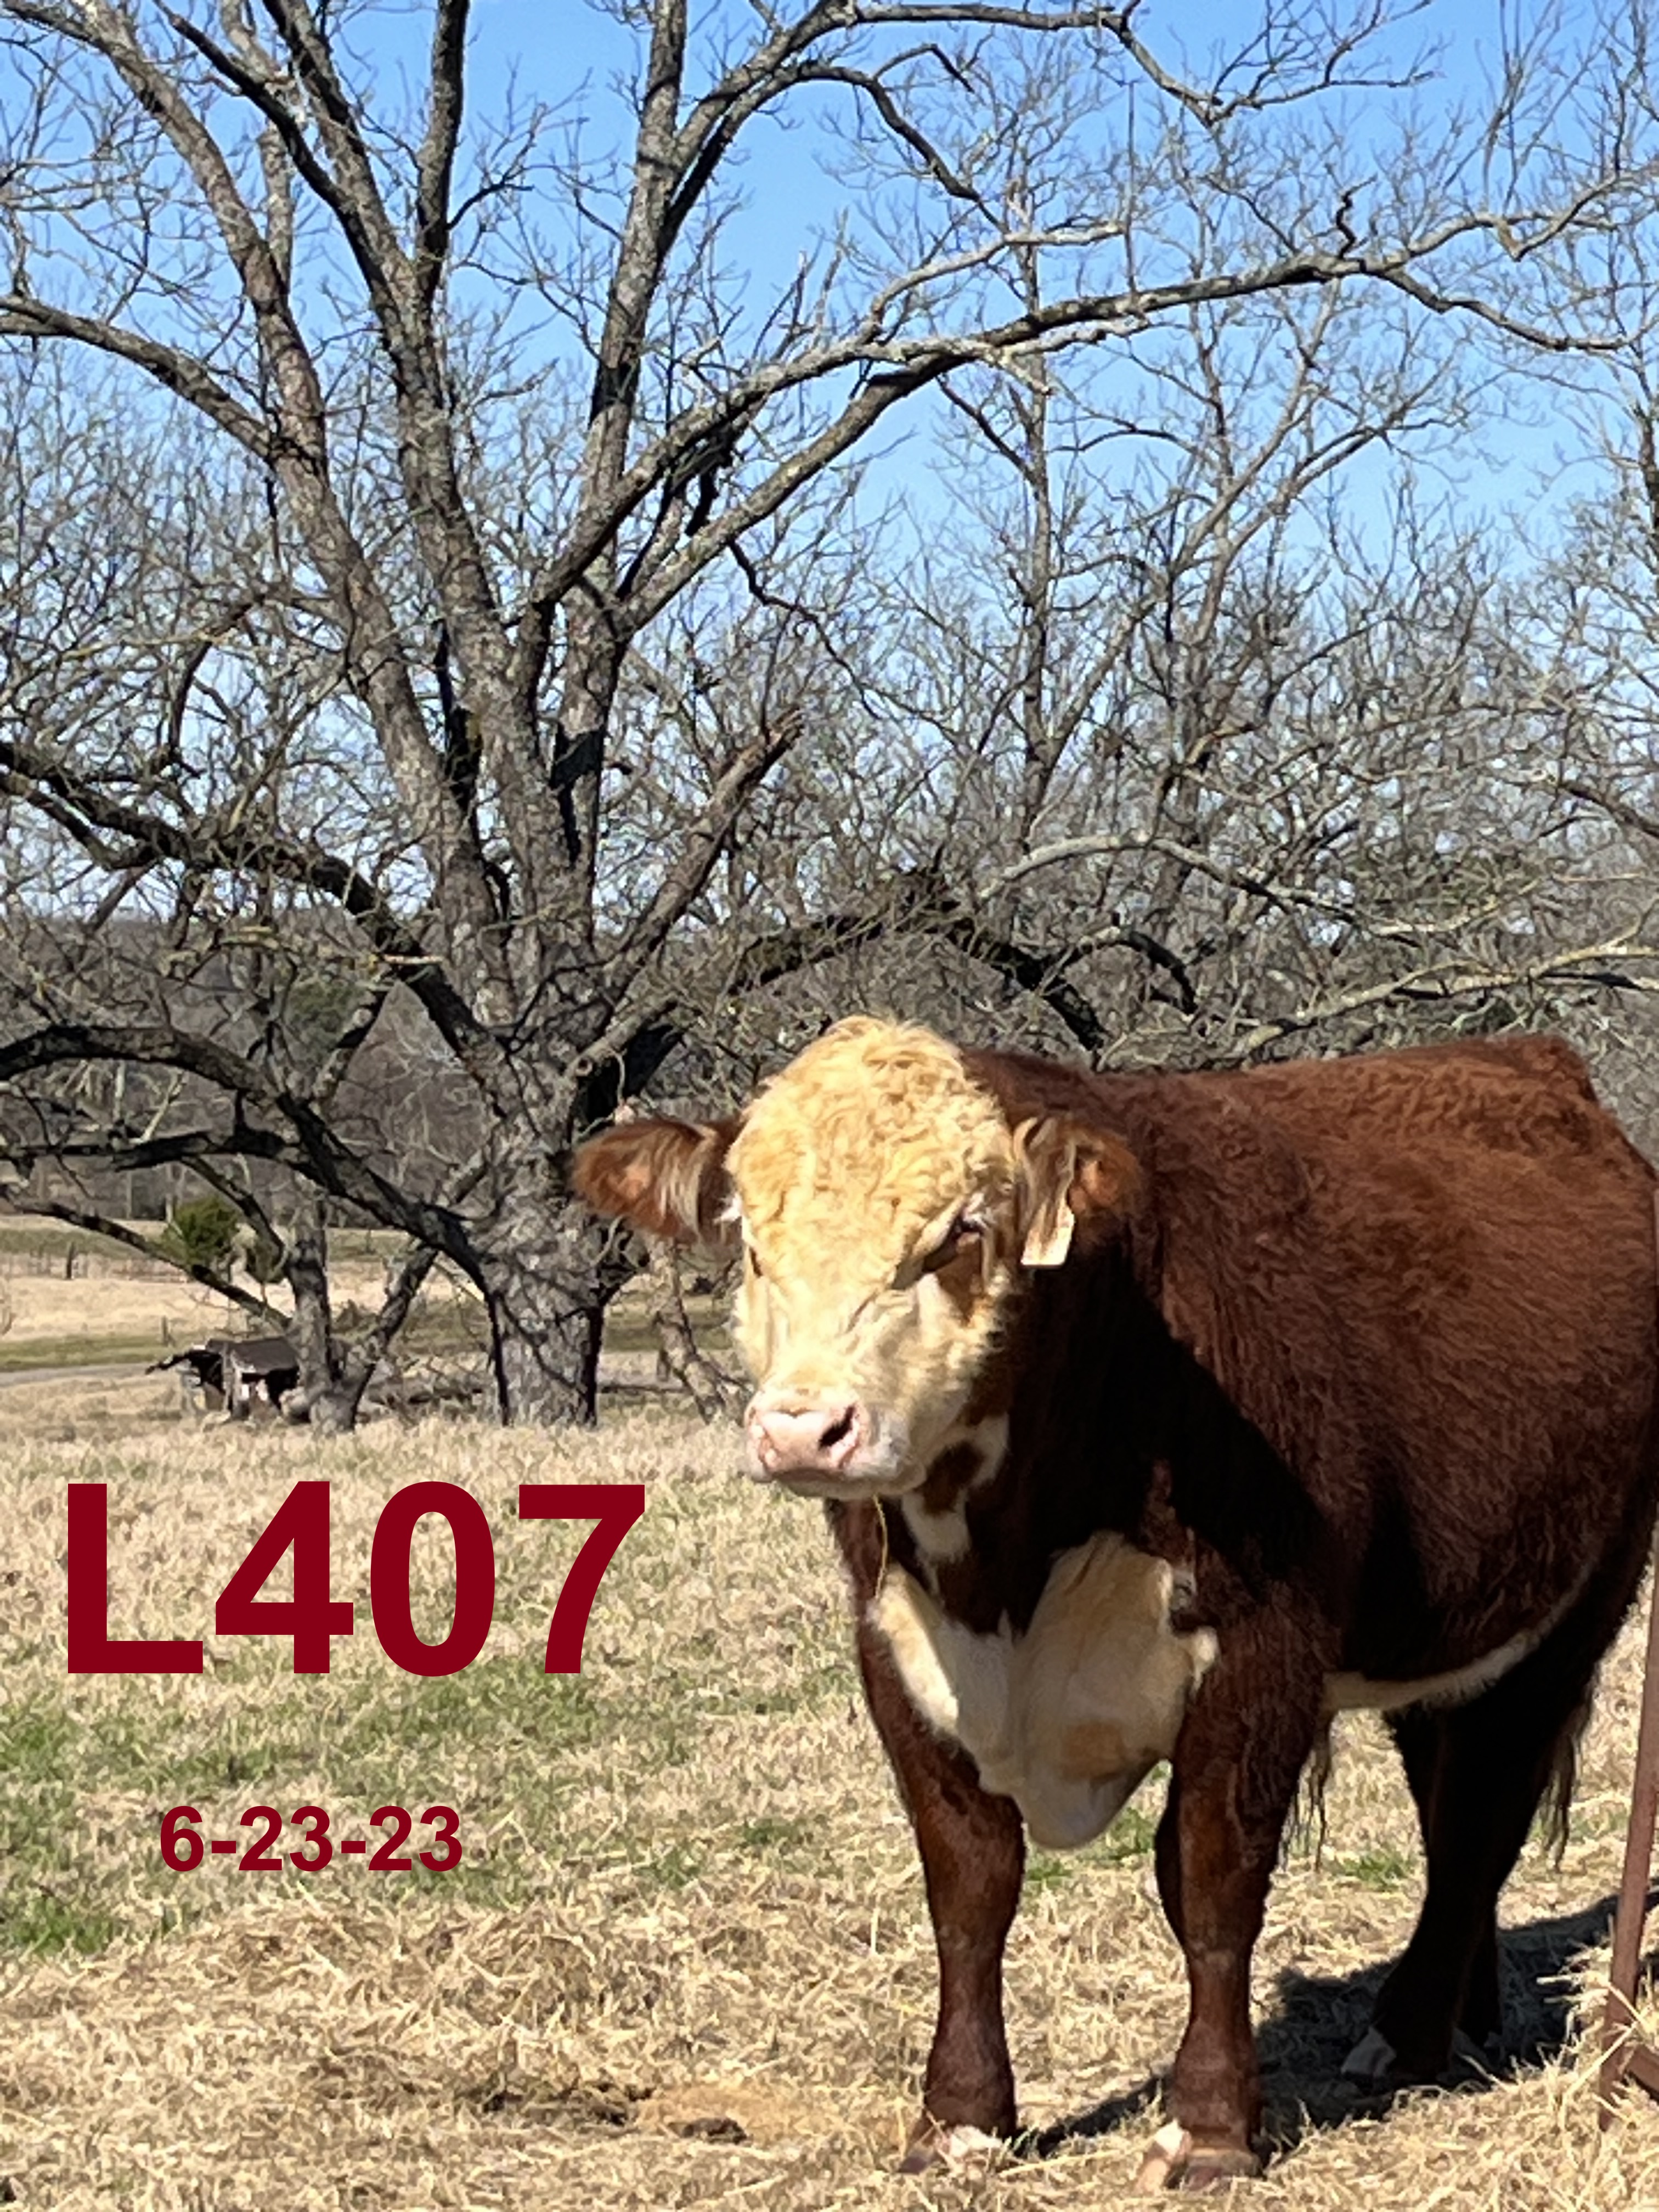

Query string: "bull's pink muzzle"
[[746, 1391, 872, 1477]]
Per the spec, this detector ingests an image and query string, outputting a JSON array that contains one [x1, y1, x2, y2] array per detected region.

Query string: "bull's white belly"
[[868, 1534, 1218, 1849], [1323, 1615, 1564, 1716]]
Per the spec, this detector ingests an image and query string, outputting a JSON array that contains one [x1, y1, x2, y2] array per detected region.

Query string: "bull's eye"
[[746, 1244, 764, 1280], [919, 1215, 981, 1276]]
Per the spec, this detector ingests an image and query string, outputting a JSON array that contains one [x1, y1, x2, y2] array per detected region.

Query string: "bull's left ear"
[[571, 1116, 740, 1248], [1012, 1117, 1142, 1268]]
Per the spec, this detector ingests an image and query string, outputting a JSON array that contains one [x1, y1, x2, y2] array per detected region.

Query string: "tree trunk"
[[475, 1178, 622, 1424], [284, 1203, 372, 1435], [301, 1370, 373, 1437]]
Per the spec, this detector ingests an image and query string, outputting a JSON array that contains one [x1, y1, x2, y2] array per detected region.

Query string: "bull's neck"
[[888, 1248, 1170, 1635]]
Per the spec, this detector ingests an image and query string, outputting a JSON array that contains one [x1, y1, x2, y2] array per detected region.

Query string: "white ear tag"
[[1022, 1199, 1074, 1269]]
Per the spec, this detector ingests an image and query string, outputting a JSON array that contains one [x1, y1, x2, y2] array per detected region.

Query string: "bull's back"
[[1107, 1039, 1659, 1599]]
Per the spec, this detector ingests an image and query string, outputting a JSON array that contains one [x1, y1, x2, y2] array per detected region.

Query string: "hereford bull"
[[573, 1018, 1659, 2190]]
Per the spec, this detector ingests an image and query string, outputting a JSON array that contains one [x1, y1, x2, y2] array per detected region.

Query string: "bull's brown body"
[[576, 1025, 1659, 2190]]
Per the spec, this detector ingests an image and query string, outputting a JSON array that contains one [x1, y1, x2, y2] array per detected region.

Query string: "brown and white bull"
[[574, 1018, 1659, 2190]]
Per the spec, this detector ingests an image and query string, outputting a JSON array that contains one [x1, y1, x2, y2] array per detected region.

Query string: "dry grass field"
[[0, 1218, 483, 1381], [0, 1217, 691, 1390], [1, 1379, 1658, 2209]]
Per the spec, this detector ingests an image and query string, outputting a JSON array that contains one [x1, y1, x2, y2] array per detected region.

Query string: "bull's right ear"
[[571, 1118, 738, 1248]]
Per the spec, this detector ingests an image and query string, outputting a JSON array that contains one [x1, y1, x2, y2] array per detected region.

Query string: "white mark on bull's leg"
[[1132, 2121, 1262, 2193], [900, 1415, 1008, 1568], [870, 1532, 1217, 1849], [1132, 2121, 1192, 2194], [898, 2123, 1008, 2176]]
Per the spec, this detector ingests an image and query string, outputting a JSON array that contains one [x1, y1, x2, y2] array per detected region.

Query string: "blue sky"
[[0, 0, 1633, 567], [436, 0, 1627, 548]]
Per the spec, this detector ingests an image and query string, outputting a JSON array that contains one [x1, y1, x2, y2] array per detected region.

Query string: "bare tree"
[[0, 0, 1644, 1419]]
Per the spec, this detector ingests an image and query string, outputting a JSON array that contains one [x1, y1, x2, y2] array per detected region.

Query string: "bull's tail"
[[1540, 1675, 1597, 1864], [1288, 1716, 1335, 1866]]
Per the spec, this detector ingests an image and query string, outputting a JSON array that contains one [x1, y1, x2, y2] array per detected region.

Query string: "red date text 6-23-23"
[[67, 1481, 643, 1678], [160, 1804, 462, 1873]]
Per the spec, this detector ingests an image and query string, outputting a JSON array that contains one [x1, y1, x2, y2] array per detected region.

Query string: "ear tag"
[[1022, 1200, 1075, 1269]]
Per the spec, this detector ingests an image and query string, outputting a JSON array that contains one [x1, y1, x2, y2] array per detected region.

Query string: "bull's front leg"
[[1141, 1617, 1324, 2194], [827, 1502, 1025, 2170]]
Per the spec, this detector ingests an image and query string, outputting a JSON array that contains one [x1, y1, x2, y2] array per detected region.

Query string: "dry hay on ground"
[[0, 1370, 185, 1437], [0, 1402, 1656, 2209], [2, 1269, 259, 1355]]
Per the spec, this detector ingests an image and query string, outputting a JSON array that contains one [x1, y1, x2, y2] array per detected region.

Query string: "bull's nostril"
[[818, 1407, 856, 1452]]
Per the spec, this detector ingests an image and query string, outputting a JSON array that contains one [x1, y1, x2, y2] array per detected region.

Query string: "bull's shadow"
[[1030, 1889, 1639, 2158]]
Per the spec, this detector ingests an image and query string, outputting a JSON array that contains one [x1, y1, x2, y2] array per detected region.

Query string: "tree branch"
[[0, 295, 274, 458], [0, 1023, 477, 1265], [414, 0, 470, 311], [19, 1197, 272, 1321]]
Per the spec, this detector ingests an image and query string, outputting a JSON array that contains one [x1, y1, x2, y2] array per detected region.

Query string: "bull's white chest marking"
[[869, 1533, 1217, 1849], [899, 1416, 1008, 1568]]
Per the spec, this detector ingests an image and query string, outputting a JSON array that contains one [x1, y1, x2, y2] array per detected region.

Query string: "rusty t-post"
[[1599, 1560, 1659, 2119]]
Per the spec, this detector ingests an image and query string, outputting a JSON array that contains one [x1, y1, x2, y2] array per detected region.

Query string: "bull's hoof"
[[898, 2120, 1008, 2175], [1341, 2025, 1493, 2087], [1133, 2121, 1262, 2193], [1340, 2025, 1400, 2084]]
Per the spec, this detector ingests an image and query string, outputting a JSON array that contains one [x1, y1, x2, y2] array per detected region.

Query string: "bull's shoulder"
[[1209, 1033, 1630, 1169], [962, 1032, 1639, 1245], [1388, 1031, 1597, 1096], [966, 1031, 1611, 1142], [1080, 1033, 1630, 1175]]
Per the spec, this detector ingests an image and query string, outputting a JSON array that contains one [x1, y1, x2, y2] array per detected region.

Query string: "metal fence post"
[[1599, 1565, 1659, 2119]]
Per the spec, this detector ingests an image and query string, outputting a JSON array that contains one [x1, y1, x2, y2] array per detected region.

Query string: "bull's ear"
[[571, 1117, 738, 1248], [1012, 1116, 1141, 1269]]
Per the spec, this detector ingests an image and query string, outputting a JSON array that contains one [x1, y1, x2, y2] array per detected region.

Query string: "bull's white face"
[[725, 1022, 1021, 1496], [573, 1016, 1140, 1499]]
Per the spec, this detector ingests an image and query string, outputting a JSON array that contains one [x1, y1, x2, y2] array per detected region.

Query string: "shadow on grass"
[[1030, 1888, 1634, 2160]]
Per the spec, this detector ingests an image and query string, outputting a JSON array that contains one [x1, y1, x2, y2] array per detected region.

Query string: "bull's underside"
[[575, 1022, 1659, 2192]]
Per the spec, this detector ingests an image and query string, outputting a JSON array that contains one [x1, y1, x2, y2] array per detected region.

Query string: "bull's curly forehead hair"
[[729, 1017, 1012, 1243]]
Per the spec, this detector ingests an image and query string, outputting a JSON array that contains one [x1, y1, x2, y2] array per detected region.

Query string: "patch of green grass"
[[0, 1706, 78, 1781], [1329, 1844, 1416, 1889], [698, 1657, 854, 1720], [1025, 1803, 1160, 1895], [341, 1660, 605, 1766], [1018, 1780, 1168, 1898], [0, 1657, 624, 1953], [736, 1814, 815, 1859], [0, 1221, 138, 1263], [0, 1217, 402, 1262], [0, 1703, 108, 1955], [1096, 1804, 1160, 1863], [0, 1331, 175, 1372], [1025, 1852, 1074, 1893], [7, 1886, 117, 1955], [637, 1841, 706, 1889], [602, 1289, 730, 1356], [151, 1662, 607, 1847]]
